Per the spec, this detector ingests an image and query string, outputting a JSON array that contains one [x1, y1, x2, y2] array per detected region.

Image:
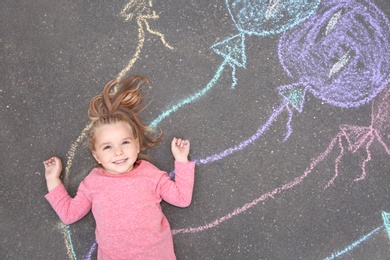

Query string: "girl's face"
[[92, 121, 140, 175]]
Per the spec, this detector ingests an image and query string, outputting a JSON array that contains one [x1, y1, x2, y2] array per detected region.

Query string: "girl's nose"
[[114, 147, 123, 156]]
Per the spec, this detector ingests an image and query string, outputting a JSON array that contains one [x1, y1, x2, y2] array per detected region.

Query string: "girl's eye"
[[123, 141, 130, 145], [103, 146, 111, 150]]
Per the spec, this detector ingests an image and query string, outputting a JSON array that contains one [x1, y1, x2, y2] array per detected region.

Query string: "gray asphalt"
[[1, 0, 390, 259]]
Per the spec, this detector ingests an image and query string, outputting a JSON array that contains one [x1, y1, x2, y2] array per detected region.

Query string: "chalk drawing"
[[149, 0, 320, 128], [325, 84, 390, 187], [324, 211, 390, 259], [117, 0, 174, 80], [278, 0, 390, 108], [181, 0, 390, 167]]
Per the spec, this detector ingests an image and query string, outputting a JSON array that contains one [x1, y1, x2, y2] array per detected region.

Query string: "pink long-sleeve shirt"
[[45, 160, 195, 260]]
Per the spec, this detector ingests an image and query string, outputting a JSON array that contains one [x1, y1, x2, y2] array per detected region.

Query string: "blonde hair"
[[88, 75, 162, 161]]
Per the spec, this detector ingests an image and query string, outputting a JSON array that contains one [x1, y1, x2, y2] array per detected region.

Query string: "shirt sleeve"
[[45, 182, 92, 225], [158, 161, 195, 207]]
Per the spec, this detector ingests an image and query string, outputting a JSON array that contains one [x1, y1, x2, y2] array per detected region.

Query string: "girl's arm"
[[44, 157, 92, 224], [158, 138, 195, 207]]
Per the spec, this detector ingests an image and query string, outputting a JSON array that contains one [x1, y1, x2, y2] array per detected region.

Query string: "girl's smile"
[[113, 159, 127, 164]]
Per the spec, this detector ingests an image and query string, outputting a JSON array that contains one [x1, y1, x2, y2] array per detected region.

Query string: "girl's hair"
[[88, 75, 162, 161]]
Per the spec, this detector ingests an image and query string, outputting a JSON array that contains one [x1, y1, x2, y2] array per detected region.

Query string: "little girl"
[[44, 76, 195, 260]]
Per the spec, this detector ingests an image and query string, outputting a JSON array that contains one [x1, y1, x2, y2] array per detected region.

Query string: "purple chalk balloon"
[[278, 0, 390, 108]]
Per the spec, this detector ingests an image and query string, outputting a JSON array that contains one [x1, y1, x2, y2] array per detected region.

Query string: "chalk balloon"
[[278, 0, 390, 108]]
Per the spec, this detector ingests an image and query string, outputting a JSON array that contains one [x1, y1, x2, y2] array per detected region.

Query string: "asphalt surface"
[[1, 0, 390, 259]]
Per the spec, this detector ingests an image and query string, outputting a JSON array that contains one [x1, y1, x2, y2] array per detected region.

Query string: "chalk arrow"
[[212, 33, 246, 67], [211, 33, 246, 88], [278, 83, 308, 112], [340, 125, 372, 153]]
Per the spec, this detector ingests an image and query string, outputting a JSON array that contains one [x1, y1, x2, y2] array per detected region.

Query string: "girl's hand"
[[43, 157, 63, 191], [171, 138, 190, 163]]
